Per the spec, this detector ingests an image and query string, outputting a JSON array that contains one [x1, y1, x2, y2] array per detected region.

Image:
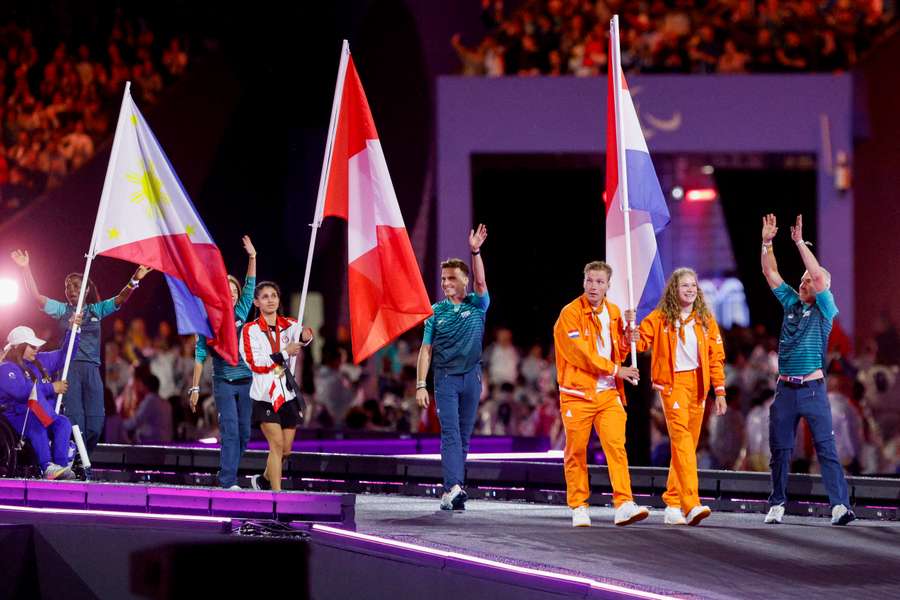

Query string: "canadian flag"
[[317, 43, 432, 363]]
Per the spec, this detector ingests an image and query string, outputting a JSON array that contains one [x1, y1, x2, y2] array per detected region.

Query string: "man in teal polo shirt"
[[416, 224, 489, 511], [760, 214, 854, 526], [12, 249, 151, 454]]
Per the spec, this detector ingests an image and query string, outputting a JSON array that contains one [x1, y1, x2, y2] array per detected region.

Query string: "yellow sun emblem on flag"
[[126, 162, 170, 217]]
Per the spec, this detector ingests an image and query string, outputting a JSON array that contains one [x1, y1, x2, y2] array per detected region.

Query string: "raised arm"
[[10, 250, 49, 307], [469, 224, 487, 295], [243, 235, 257, 279], [790, 214, 828, 293], [114, 265, 153, 307], [761, 214, 784, 289]]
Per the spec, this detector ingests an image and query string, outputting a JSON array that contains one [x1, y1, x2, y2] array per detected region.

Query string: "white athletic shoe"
[[764, 504, 785, 524], [664, 506, 687, 525], [685, 505, 712, 526], [571, 505, 591, 527], [831, 504, 856, 526], [440, 484, 466, 511], [43, 463, 70, 480], [614, 501, 650, 526]]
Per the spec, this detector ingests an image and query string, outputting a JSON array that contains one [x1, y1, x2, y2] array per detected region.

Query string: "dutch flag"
[[605, 17, 670, 321]]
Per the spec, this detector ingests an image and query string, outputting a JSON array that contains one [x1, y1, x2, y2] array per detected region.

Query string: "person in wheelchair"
[[0, 317, 80, 480]]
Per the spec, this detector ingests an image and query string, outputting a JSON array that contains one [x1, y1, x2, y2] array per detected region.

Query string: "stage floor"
[[353, 495, 900, 600]]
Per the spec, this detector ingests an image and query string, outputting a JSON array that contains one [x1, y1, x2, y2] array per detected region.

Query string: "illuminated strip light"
[[685, 188, 717, 202], [312, 524, 680, 600], [0, 503, 232, 524], [394, 450, 564, 460]]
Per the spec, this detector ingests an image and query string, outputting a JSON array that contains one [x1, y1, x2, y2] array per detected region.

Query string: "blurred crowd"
[[0, 13, 190, 222], [35, 308, 899, 476], [453, 0, 896, 77]]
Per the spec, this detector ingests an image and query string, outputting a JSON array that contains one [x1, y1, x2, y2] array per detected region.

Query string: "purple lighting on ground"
[[312, 525, 680, 600], [0, 503, 232, 523]]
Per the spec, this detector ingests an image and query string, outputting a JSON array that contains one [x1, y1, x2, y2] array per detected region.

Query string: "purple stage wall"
[[436, 74, 854, 332]]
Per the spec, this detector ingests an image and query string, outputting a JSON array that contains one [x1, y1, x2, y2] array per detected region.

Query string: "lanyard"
[[259, 316, 281, 354]]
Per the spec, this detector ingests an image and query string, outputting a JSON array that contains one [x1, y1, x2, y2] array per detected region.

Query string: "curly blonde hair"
[[656, 267, 712, 329]]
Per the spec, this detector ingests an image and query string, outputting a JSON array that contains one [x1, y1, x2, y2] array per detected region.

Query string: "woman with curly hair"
[[625, 267, 726, 526]]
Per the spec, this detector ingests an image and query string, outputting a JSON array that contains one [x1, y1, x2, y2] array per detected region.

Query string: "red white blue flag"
[[605, 33, 670, 320], [90, 85, 238, 364]]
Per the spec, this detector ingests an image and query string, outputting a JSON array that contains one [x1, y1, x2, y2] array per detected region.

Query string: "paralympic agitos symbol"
[[629, 85, 682, 140]]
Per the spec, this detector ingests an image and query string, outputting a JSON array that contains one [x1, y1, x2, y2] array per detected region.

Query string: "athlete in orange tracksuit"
[[553, 261, 649, 528], [626, 267, 726, 526]]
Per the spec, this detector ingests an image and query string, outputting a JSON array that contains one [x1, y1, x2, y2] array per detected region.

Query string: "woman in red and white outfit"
[[240, 281, 313, 491]]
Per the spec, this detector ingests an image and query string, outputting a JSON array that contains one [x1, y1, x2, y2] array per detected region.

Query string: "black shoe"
[[250, 475, 272, 491], [831, 504, 856, 526], [451, 488, 468, 511]]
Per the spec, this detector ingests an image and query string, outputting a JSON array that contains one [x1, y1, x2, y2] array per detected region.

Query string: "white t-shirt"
[[593, 305, 617, 391], [674, 318, 700, 372]]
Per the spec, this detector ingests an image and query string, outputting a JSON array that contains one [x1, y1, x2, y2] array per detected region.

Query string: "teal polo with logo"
[[772, 282, 837, 376], [422, 291, 490, 375], [45, 297, 118, 365]]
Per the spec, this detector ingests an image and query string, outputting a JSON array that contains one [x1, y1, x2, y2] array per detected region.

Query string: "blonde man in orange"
[[625, 267, 726, 526], [553, 261, 649, 528]]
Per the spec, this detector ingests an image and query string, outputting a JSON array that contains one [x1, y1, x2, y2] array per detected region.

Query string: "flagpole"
[[55, 82, 133, 414], [609, 16, 638, 369], [292, 40, 351, 373]]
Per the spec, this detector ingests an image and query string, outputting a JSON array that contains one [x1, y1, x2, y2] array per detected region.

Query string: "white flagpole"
[[55, 82, 133, 415], [609, 16, 638, 369], [291, 40, 351, 373]]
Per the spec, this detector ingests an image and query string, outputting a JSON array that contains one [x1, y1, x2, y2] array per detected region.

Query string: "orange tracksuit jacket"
[[634, 309, 726, 399], [553, 295, 629, 402]]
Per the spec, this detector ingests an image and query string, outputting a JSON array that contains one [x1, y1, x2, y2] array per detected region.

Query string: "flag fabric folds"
[[605, 53, 670, 321], [320, 50, 432, 363], [91, 86, 238, 364]]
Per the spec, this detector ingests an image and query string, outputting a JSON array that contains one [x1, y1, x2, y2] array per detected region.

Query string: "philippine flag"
[[318, 43, 432, 364], [605, 34, 670, 321], [90, 84, 238, 364]]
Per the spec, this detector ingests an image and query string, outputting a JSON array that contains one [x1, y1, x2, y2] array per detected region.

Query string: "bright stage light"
[[0, 279, 18, 305], [685, 188, 717, 202]]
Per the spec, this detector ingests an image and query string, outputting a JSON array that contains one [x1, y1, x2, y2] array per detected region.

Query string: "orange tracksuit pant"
[[661, 370, 705, 512], [561, 389, 633, 509]]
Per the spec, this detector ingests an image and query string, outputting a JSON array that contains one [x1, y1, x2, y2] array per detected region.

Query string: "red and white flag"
[[316, 43, 432, 363]]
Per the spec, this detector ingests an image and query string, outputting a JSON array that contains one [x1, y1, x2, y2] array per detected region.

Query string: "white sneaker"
[[764, 504, 785, 524], [831, 504, 856, 526], [571, 505, 591, 527], [614, 501, 650, 526], [227, 485, 242, 491], [685, 505, 712, 526], [43, 463, 70, 480], [664, 506, 687, 525], [440, 484, 466, 511]]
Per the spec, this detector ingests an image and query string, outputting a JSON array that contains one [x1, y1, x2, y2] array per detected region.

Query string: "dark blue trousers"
[[434, 366, 482, 489], [768, 379, 850, 508], [213, 378, 253, 488], [63, 361, 105, 451]]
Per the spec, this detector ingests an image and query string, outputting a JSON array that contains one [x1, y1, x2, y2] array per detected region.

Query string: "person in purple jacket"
[[0, 317, 80, 480]]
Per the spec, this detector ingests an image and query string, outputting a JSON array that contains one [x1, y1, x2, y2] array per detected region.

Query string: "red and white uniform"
[[240, 315, 304, 410]]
